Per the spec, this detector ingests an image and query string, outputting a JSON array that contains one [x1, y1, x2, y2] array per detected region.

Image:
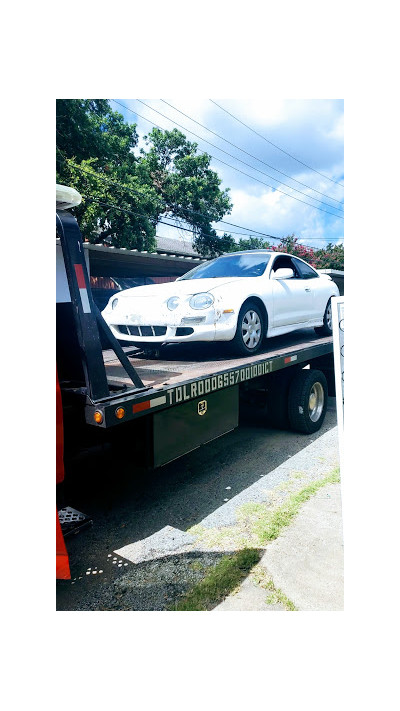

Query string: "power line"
[[160, 99, 343, 206], [57, 147, 282, 240], [210, 99, 344, 188], [117, 99, 344, 220], [58, 147, 342, 245], [57, 147, 342, 247], [82, 196, 338, 249]]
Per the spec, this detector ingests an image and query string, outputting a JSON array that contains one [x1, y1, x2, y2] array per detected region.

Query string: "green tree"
[[271, 234, 318, 266], [56, 100, 161, 249], [56, 102, 233, 254], [140, 128, 232, 257], [272, 235, 344, 270], [314, 242, 344, 270]]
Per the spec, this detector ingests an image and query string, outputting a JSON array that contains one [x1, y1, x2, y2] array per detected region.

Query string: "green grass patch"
[[173, 468, 340, 611], [188, 522, 249, 549], [170, 548, 262, 611], [237, 501, 265, 518], [251, 565, 297, 610], [187, 468, 340, 552], [254, 468, 340, 544]]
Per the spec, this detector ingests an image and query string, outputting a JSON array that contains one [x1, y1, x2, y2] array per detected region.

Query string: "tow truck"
[[56, 185, 337, 576]]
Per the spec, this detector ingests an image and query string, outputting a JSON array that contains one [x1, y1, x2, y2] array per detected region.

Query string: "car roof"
[[221, 250, 282, 256]]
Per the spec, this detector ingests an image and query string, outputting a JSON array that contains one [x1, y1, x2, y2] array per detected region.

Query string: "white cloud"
[[225, 99, 287, 126], [323, 113, 344, 141], [220, 184, 343, 249], [114, 98, 344, 249]]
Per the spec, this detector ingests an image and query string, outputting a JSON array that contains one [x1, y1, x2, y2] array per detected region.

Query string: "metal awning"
[[56, 238, 206, 278]]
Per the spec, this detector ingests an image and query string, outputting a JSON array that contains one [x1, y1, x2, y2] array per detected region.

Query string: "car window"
[[293, 258, 319, 280], [270, 255, 301, 278], [178, 253, 271, 279]]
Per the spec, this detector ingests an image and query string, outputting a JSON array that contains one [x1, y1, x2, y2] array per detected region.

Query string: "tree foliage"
[[56, 101, 343, 268], [314, 242, 344, 270], [227, 236, 272, 252], [56, 100, 232, 253], [270, 235, 343, 270], [224, 233, 343, 270]]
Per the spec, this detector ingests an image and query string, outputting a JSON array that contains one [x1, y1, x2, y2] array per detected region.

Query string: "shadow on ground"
[[57, 548, 265, 611], [57, 380, 337, 611]]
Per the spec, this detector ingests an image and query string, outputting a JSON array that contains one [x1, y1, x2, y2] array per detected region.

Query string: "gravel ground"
[[57, 398, 338, 611]]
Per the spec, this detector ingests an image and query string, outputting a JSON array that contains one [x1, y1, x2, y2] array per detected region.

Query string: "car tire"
[[288, 369, 328, 434], [231, 300, 265, 357], [314, 298, 333, 336]]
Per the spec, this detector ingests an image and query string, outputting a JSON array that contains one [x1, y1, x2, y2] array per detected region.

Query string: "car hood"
[[116, 277, 245, 299]]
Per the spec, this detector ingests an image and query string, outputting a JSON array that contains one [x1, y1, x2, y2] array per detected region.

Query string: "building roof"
[[155, 235, 200, 257], [56, 236, 206, 279]]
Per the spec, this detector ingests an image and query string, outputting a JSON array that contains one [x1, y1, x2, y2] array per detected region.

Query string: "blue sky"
[[113, 99, 344, 250]]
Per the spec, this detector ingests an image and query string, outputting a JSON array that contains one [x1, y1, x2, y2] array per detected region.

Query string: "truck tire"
[[314, 298, 333, 336], [288, 369, 328, 434], [231, 300, 265, 357]]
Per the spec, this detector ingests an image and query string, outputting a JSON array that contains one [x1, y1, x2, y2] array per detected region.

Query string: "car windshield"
[[178, 253, 271, 279]]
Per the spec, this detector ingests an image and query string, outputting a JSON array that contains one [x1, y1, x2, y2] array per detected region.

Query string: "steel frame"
[[56, 210, 147, 401]]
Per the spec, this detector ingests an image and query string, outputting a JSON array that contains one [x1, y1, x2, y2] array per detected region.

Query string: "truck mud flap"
[[153, 385, 239, 468]]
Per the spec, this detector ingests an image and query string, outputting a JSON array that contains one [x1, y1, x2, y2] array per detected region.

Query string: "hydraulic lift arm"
[[56, 209, 147, 399]]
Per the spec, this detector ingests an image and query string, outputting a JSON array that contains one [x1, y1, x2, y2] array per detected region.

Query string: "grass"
[[170, 549, 261, 611], [188, 468, 341, 550], [251, 565, 297, 610], [254, 468, 340, 544], [171, 467, 340, 611]]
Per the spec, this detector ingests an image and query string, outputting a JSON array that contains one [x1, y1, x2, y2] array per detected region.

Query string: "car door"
[[293, 257, 325, 320], [269, 255, 314, 327]]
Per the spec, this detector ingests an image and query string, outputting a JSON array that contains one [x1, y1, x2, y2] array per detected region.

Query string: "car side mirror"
[[272, 268, 294, 280]]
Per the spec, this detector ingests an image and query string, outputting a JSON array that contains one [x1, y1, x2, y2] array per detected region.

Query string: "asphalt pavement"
[[57, 400, 342, 611]]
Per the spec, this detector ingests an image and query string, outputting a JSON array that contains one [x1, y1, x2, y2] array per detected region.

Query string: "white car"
[[102, 250, 339, 356]]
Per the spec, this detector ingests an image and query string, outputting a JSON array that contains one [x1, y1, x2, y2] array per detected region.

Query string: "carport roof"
[[56, 237, 207, 278]]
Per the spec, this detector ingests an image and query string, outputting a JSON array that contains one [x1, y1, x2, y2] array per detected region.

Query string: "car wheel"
[[314, 298, 333, 336], [231, 301, 265, 356], [288, 369, 328, 434]]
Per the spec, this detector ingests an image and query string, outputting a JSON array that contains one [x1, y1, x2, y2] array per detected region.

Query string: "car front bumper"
[[103, 305, 238, 344]]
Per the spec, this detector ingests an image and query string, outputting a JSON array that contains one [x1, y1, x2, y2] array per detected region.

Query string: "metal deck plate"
[[58, 507, 93, 537]]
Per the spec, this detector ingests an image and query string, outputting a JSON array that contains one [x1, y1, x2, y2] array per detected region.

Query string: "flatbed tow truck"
[[56, 186, 336, 575]]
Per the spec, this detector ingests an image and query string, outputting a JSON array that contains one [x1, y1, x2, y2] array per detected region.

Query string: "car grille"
[[116, 325, 167, 337]]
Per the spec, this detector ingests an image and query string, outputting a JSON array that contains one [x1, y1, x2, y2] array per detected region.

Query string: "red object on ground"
[[56, 370, 71, 579], [56, 508, 71, 579]]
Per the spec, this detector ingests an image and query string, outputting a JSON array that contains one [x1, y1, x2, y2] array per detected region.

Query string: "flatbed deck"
[[85, 329, 333, 428], [103, 328, 331, 389]]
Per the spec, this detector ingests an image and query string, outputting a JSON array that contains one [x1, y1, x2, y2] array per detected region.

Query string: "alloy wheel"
[[308, 382, 325, 422], [241, 310, 262, 349]]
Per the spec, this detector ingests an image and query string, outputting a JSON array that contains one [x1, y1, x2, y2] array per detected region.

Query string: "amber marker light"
[[94, 410, 104, 424], [223, 309, 234, 313], [115, 407, 125, 419]]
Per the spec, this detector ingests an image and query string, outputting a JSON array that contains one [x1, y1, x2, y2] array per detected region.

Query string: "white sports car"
[[102, 250, 339, 356]]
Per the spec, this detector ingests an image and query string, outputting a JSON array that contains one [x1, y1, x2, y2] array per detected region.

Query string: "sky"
[[113, 98, 344, 250]]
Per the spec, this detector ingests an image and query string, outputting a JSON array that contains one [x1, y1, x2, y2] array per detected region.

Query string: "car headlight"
[[167, 296, 180, 311], [111, 298, 119, 310], [189, 293, 214, 310]]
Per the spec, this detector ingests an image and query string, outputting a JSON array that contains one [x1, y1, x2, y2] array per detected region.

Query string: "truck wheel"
[[288, 369, 328, 434], [314, 298, 333, 336], [231, 301, 264, 357]]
